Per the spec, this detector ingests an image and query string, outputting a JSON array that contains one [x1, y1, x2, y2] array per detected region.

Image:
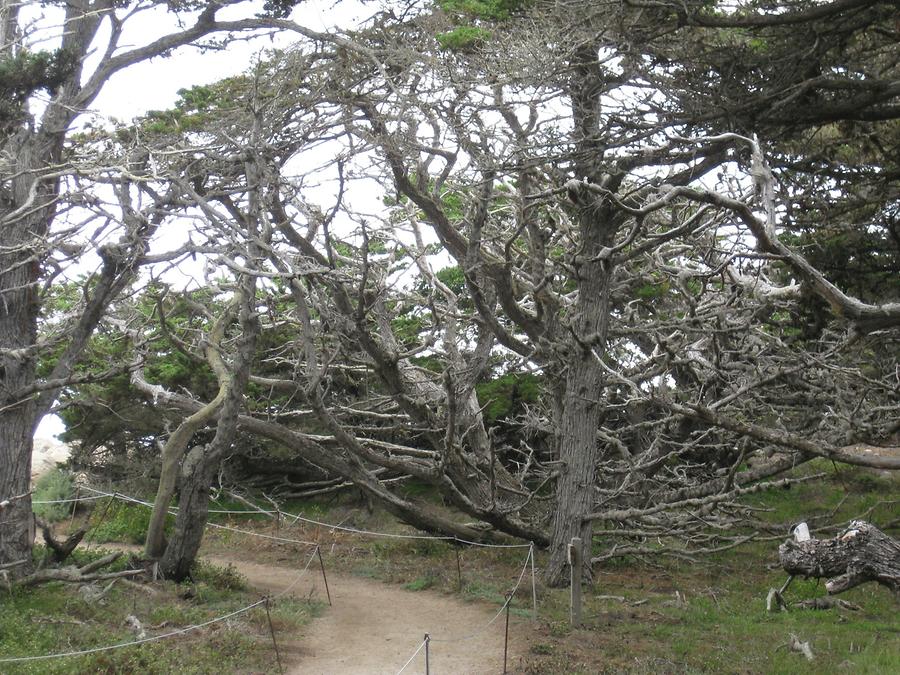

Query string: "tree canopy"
[[4, 0, 898, 585]]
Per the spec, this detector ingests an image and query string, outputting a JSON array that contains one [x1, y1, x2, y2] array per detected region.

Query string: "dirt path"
[[33, 444, 528, 671], [205, 554, 528, 674]]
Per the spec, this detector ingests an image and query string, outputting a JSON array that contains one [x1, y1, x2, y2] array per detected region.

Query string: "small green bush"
[[32, 468, 74, 522], [404, 575, 435, 591], [191, 560, 247, 591]]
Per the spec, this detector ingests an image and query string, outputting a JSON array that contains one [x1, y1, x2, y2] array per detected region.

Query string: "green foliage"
[[435, 0, 528, 51], [141, 79, 246, 135], [438, 0, 527, 21], [436, 26, 492, 52], [476, 372, 541, 422], [0, 48, 77, 127], [435, 265, 466, 295], [32, 469, 74, 523], [90, 502, 171, 545], [404, 575, 436, 591], [260, 0, 304, 19], [191, 560, 247, 591], [391, 313, 430, 347], [635, 281, 670, 300]]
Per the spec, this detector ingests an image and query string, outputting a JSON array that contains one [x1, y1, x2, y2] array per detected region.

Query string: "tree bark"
[[544, 199, 616, 586], [161, 443, 222, 581], [0, 141, 52, 577], [779, 520, 900, 595]]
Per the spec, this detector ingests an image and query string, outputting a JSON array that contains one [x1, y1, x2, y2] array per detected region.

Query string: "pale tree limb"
[[144, 300, 238, 559], [12, 552, 141, 589]]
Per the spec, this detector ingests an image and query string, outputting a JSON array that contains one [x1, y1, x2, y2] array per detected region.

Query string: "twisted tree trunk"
[[779, 521, 900, 595]]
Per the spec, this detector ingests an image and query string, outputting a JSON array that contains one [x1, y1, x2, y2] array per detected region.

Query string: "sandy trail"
[[205, 554, 527, 674], [35, 440, 528, 673]]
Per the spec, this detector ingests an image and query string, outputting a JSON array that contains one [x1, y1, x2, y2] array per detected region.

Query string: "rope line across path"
[[79, 488, 320, 547], [284, 510, 533, 548], [31, 494, 108, 505]]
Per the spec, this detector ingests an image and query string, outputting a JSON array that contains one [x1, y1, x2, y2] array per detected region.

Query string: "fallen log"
[[779, 520, 900, 595]]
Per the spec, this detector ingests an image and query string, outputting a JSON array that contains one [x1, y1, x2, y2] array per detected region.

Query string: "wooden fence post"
[[569, 537, 582, 628]]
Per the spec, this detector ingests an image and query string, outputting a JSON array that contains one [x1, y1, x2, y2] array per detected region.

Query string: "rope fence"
[[0, 542, 321, 665], [431, 544, 532, 643], [80, 485, 531, 550], [9, 485, 539, 671], [0, 599, 267, 664], [31, 494, 108, 505], [395, 637, 428, 675], [391, 544, 533, 673], [79, 487, 320, 548]]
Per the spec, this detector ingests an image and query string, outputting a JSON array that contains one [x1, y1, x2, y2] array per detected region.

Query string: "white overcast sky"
[[35, 0, 368, 439]]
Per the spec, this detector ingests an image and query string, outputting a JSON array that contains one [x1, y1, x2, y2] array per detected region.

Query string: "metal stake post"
[[454, 538, 462, 592], [529, 542, 537, 623], [316, 545, 332, 605], [264, 597, 284, 675], [424, 633, 431, 675], [504, 592, 512, 674]]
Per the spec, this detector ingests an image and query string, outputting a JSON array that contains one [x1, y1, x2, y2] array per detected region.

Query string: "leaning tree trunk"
[[160, 324, 254, 581], [144, 308, 233, 560], [161, 442, 224, 581], [160, 231, 260, 580], [779, 520, 900, 595]]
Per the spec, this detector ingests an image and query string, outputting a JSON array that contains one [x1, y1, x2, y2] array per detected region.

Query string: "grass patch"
[[250, 597, 325, 632], [523, 464, 900, 673], [0, 578, 278, 674], [404, 575, 436, 591], [191, 559, 247, 591], [87, 500, 172, 545]]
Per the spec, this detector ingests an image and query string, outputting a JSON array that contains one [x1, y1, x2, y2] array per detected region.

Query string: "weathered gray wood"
[[779, 520, 900, 595], [570, 537, 583, 627]]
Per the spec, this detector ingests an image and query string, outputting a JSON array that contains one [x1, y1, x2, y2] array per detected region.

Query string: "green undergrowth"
[[87, 500, 172, 545], [0, 547, 316, 674], [32, 468, 75, 522], [523, 463, 899, 673], [745, 460, 898, 531], [61, 463, 897, 673]]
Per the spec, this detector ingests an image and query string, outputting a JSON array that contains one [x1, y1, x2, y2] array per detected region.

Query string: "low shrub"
[[32, 468, 74, 522]]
